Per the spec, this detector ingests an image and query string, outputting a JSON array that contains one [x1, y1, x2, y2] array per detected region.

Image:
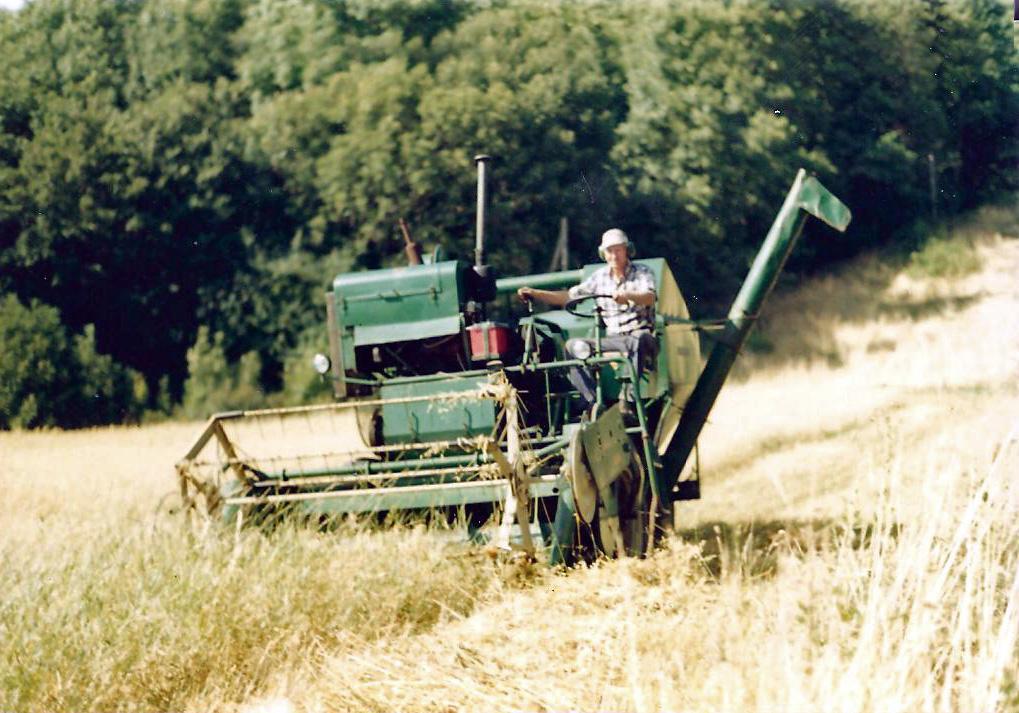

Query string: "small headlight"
[[566, 339, 592, 360], [312, 353, 331, 375]]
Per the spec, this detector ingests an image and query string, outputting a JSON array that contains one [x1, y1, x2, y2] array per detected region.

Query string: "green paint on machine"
[[380, 376, 497, 444], [331, 260, 471, 371]]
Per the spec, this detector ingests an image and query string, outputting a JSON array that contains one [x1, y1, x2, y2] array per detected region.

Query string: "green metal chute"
[[655, 170, 852, 498]]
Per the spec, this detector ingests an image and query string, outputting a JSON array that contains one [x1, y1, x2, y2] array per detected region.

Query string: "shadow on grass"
[[876, 292, 985, 321], [702, 402, 906, 486], [726, 203, 1015, 376], [733, 264, 986, 376], [674, 517, 902, 581]]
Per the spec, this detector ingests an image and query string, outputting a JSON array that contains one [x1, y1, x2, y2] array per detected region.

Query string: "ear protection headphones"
[[598, 243, 636, 260]]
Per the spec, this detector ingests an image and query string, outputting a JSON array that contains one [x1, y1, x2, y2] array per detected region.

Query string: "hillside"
[[1, 207, 1016, 712]]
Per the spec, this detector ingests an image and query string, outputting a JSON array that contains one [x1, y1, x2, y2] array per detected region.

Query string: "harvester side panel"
[[380, 376, 497, 443]]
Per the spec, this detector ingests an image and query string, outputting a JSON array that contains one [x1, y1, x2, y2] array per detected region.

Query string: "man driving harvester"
[[517, 228, 658, 415]]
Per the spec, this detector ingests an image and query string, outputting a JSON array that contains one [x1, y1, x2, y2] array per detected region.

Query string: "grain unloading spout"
[[657, 169, 851, 497]]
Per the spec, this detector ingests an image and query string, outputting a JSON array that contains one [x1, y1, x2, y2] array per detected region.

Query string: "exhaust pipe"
[[474, 154, 491, 268]]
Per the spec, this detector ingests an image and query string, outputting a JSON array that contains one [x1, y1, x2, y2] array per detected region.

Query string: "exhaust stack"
[[474, 154, 491, 268]]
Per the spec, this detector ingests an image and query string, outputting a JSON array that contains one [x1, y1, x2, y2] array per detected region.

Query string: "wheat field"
[[2, 206, 1017, 712]]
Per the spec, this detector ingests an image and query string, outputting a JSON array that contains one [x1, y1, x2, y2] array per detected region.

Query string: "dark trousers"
[[567, 330, 658, 408]]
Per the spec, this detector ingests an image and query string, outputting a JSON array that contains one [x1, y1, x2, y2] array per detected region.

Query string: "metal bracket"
[[325, 292, 348, 398]]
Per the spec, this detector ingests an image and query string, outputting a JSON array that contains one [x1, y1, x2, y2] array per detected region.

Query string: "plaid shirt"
[[568, 262, 657, 335]]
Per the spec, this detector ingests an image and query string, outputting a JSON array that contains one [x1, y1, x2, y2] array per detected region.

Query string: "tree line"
[[0, 0, 1015, 428]]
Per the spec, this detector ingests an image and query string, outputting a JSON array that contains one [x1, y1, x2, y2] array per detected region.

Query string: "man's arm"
[[613, 290, 655, 307], [517, 287, 571, 307]]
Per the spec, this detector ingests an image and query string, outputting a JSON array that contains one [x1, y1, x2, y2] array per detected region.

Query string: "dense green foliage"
[[179, 326, 264, 419], [0, 294, 145, 427], [0, 0, 1014, 427]]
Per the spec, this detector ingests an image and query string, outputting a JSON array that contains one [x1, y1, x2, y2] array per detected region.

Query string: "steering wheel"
[[564, 293, 616, 319]]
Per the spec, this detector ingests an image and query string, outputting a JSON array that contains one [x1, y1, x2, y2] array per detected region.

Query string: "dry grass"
[[289, 395, 1017, 713], [2, 205, 1017, 712], [0, 425, 512, 711]]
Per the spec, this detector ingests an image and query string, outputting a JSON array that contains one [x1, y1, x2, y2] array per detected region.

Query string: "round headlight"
[[312, 353, 331, 375], [566, 338, 592, 360]]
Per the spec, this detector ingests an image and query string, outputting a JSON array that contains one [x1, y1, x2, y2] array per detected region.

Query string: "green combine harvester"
[[178, 157, 850, 565]]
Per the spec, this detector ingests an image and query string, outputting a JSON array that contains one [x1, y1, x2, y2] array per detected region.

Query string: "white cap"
[[599, 228, 629, 252]]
